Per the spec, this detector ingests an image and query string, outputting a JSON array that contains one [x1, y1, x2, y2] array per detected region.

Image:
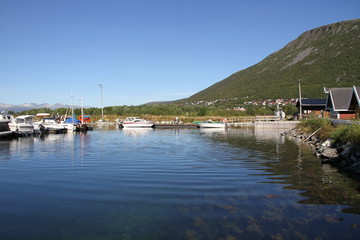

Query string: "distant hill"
[[144, 99, 187, 105], [184, 19, 360, 103]]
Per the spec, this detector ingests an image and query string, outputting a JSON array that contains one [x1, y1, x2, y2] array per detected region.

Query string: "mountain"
[[185, 19, 360, 103], [0, 103, 78, 112]]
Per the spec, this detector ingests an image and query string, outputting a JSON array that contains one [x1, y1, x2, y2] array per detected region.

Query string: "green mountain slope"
[[186, 19, 360, 102]]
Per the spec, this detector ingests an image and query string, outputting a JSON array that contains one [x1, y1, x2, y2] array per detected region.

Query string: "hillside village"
[[185, 86, 360, 120], [185, 97, 298, 108]]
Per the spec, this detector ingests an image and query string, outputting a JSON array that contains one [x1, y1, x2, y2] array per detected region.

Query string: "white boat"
[[33, 116, 68, 133], [8, 115, 35, 135], [62, 116, 81, 132], [120, 117, 155, 128], [198, 119, 227, 128], [0, 113, 13, 138]]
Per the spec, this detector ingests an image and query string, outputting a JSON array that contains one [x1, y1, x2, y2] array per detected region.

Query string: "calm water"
[[0, 126, 360, 240]]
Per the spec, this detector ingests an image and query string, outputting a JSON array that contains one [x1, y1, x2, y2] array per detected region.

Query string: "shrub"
[[298, 118, 332, 132], [297, 118, 334, 140], [330, 124, 360, 147]]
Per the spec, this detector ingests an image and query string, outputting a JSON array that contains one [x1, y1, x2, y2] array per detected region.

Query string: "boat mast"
[[71, 94, 74, 124], [98, 84, 104, 121], [80, 98, 84, 124]]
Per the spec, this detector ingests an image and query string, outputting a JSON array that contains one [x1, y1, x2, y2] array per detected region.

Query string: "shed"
[[296, 98, 326, 117]]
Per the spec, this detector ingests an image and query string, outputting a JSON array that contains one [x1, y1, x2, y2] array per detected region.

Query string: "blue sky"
[[1, 0, 359, 107]]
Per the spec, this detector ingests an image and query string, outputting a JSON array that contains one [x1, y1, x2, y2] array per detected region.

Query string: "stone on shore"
[[282, 128, 360, 177]]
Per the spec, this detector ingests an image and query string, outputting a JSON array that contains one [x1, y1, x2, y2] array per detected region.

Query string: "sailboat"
[[62, 98, 79, 132]]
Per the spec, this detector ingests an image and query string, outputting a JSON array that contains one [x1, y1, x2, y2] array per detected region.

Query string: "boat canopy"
[[64, 117, 81, 124], [79, 116, 91, 123], [16, 115, 35, 119]]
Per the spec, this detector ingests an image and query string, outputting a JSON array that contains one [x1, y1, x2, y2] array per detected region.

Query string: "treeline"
[[14, 104, 298, 118]]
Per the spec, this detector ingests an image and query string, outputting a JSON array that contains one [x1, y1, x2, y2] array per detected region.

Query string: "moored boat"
[[62, 116, 81, 132], [197, 119, 227, 128], [0, 113, 13, 138], [120, 117, 155, 128], [8, 115, 35, 135], [33, 115, 68, 134]]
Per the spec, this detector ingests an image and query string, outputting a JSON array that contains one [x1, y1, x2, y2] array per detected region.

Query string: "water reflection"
[[203, 128, 360, 215], [0, 140, 11, 162], [254, 128, 286, 144], [121, 128, 154, 138], [1, 129, 360, 240], [199, 128, 228, 135]]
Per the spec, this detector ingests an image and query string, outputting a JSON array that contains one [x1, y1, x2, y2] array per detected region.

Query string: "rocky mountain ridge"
[[0, 103, 77, 112]]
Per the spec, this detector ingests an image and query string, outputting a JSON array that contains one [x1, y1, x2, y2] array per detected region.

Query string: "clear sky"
[[1, 0, 359, 107]]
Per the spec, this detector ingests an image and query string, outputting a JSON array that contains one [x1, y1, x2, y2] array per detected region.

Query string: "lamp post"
[[98, 84, 104, 121]]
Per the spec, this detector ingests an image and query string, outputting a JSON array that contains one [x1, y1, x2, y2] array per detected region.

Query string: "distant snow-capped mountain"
[[0, 103, 78, 112]]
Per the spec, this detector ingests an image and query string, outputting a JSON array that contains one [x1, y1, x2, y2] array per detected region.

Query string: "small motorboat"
[[33, 116, 68, 134], [197, 119, 227, 128], [120, 117, 155, 128]]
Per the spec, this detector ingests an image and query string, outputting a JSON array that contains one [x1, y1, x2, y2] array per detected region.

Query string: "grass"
[[297, 118, 360, 147], [297, 118, 334, 140], [330, 124, 360, 147]]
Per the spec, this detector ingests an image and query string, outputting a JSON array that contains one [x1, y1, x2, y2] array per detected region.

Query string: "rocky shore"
[[282, 128, 360, 179]]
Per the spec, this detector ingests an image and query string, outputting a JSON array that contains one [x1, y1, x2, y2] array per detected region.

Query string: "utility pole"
[[298, 80, 302, 120], [98, 84, 104, 121]]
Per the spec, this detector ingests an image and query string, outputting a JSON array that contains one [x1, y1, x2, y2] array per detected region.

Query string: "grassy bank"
[[297, 118, 360, 147]]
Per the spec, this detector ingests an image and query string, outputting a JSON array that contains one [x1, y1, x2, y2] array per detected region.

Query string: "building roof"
[[326, 88, 353, 111], [296, 99, 326, 110], [300, 99, 327, 106], [354, 86, 360, 106]]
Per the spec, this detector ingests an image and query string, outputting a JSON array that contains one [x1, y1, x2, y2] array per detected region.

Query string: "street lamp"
[[98, 84, 104, 121]]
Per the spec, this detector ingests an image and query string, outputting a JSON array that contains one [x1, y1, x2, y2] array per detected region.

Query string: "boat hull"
[[121, 123, 154, 128], [9, 124, 34, 135], [198, 123, 227, 128], [8, 115, 35, 134], [120, 117, 155, 128]]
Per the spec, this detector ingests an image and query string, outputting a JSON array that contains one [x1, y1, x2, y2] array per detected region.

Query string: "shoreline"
[[282, 128, 360, 181]]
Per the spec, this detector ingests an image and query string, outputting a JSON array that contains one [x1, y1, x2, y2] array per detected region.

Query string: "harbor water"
[[0, 127, 360, 239]]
